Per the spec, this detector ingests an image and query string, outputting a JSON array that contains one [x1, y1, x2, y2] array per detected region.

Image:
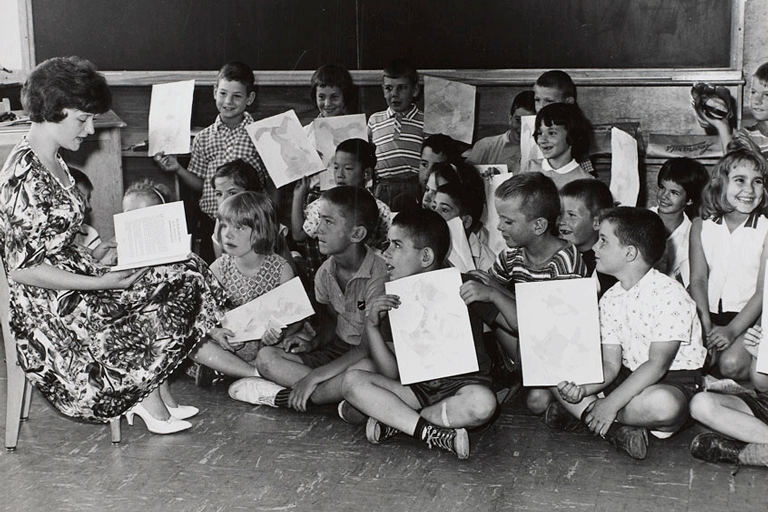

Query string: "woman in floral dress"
[[0, 56, 230, 433]]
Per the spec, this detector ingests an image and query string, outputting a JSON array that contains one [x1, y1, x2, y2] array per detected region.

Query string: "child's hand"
[[365, 294, 400, 328], [262, 327, 285, 347], [557, 381, 586, 404], [459, 280, 495, 305], [730, 129, 765, 156], [93, 239, 118, 266], [288, 372, 321, 412], [282, 332, 314, 354], [208, 327, 237, 352], [293, 176, 310, 199], [583, 398, 619, 437], [154, 152, 181, 173], [743, 324, 763, 358], [705, 325, 734, 352]]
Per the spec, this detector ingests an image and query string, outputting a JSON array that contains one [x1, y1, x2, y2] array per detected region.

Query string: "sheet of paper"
[[221, 277, 315, 343], [516, 278, 604, 387], [112, 201, 191, 270], [246, 110, 325, 188], [148, 79, 195, 156], [483, 173, 514, 255], [423, 76, 476, 145], [386, 267, 478, 385], [311, 114, 368, 190], [758, 271, 768, 374], [610, 127, 640, 206], [520, 115, 543, 174], [446, 216, 476, 273]]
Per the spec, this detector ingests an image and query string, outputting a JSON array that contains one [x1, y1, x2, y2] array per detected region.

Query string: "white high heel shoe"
[[125, 403, 192, 434], [166, 404, 199, 420]]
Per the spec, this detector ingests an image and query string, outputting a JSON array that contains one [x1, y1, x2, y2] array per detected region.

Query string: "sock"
[[738, 443, 768, 467], [274, 389, 291, 408], [414, 416, 430, 440]]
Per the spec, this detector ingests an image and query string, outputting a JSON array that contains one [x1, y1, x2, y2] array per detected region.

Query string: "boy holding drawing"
[[340, 209, 497, 459], [546, 207, 706, 460], [228, 186, 387, 412]]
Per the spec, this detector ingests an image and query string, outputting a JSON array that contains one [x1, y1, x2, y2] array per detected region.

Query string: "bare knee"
[[689, 391, 718, 423], [526, 388, 554, 415], [255, 346, 284, 377], [718, 351, 750, 380], [627, 388, 687, 427], [340, 369, 371, 401], [463, 387, 497, 424]]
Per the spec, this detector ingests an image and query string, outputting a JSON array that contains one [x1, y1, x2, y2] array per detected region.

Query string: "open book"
[[111, 201, 192, 271]]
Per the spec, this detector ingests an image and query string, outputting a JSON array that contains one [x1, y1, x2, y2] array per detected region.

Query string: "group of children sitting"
[[73, 58, 768, 469]]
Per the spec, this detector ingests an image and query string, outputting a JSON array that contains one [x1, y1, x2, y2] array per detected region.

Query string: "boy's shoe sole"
[[227, 377, 284, 407], [607, 425, 649, 460], [365, 417, 400, 444], [338, 400, 367, 425]]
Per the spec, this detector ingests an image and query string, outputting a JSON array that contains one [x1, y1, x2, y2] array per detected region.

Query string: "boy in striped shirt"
[[368, 59, 424, 211]]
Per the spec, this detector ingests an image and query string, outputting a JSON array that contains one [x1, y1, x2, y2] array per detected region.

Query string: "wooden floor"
[[2, 359, 767, 512]]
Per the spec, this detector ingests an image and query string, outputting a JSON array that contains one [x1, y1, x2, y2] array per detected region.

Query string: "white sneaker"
[[228, 377, 285, 407]]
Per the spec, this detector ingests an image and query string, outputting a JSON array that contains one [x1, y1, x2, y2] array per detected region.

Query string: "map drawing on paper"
[[424, 76, 476, 145], [610, 127, 640, 206], [386, 267, 478, 385], [148, 79, 195, 156], [516, 278, 603, 387], [221, 277, 315, 343], [246, 110, 324, 188]]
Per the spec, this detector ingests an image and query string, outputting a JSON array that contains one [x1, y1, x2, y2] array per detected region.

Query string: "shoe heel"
[[125, 410, 135, 426]]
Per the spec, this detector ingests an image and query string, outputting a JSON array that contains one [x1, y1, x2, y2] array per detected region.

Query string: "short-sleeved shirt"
[[368, 105, 424, 180], [489, 242, 588, 294], [700, 213, 768, 313], [528, 158, 594, 190], [188, 112, 269, 218], [465, 131, 522, 174], [650, 207, 692, 288], [303, 192, 392, 250], [600, 268, 706, 372], [314, 246, 388, 345]]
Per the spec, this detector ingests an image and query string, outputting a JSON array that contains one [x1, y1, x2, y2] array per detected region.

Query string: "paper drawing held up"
[[148, 79, 195, 156], [424, 76, 476, 145], [610, 127, 640, 206], [516, 278, 603, 387], [312, 114, 368, 165], [246, 110, 324, 188], [385, 267, 478, 385]]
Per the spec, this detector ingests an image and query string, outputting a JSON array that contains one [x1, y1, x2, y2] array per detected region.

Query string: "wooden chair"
[[0, 258, 120, 450]]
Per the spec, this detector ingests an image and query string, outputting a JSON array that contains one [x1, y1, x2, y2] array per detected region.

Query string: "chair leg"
[[5, 362, 26, 451], [110, 417, 121, 444], [20, 379, 32, 420]]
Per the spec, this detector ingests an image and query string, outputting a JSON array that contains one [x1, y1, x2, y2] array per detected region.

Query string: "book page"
[[112, 201, 191, 270]]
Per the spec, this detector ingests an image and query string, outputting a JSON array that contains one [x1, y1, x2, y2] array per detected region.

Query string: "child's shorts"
[[298, 335, 350, 369], [409, 373, 494, 409], [734, 392, 768, 424], [606, 366, 702, 403]]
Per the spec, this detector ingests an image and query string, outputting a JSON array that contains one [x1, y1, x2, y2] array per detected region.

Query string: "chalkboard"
[[32, 0, 733, 71]]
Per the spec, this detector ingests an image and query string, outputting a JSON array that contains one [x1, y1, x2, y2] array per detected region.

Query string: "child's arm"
[[694, 109, 733, 154], [585, 340, 680, 437], [557, 344, 623, 403], [460, 275, 518, 332], [153, 152, 204, 192], [743, 325, 768, 393], [290, 176, 311, 242], [262, 260, 299, 346], [688, 218, 713, 336], [361, 294, 401, 379], [283, 303, 336, 354], [288, 344, 367, 411]]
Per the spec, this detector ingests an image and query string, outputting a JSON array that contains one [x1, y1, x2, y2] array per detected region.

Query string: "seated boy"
[[546, 207, 706, 460], [227, 186, 387, 412], [558, 179, 617, 296], [465, 90, 535, 174], [459, 173, 588, 414], [419, 134, 461, 191], [340, 209, 497, 459], [368, 59, 424, 211], [689, 324, 768, 468]]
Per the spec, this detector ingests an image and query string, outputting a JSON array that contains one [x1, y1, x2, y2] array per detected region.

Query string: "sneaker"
[[338, 400, 367, 425], [421, 425, 471, 460], [690, 432, 745, 465], [227, 377, 285, 407], [606, 425, 649, 460], [544, 402, 580, 432], [365, 417, 400, 444]]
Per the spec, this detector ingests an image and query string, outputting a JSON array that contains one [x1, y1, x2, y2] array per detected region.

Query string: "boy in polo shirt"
[[545, 207, 706, 460], [228, 186, 388, 412], [368, 59, 424, 211]]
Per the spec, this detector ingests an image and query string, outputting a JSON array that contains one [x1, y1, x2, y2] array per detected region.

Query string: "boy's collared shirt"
[[188, 112, 269, 218], [529, 158, 594, 190], [314, 245, 388, 346], [368, 105, 424, 180], [600, 268, 706, 372]]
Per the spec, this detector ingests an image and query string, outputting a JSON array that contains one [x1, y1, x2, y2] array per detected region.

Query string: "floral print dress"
[[0, 139, 228, 421]]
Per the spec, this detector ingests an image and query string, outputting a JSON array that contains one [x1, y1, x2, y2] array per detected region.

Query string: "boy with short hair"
[[228, 186, 387, 412], [546, 207, 706, 460], [340, 209, 498, 459], [154, 61, 270, 261], [368, 59, 424, 210], [459, 173, 588, 414], [465, 90, 535, 174], [559, 178, 617, 296], [419, 134, 460, 190]]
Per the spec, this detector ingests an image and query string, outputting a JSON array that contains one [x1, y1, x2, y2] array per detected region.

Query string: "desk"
[[0, 111, 126, 241]]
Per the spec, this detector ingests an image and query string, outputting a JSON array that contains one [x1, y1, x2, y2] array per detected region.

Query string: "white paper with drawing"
[[610, 127, 640, 206], [423, 76, 476, 145], [112, 201, 191, 271], [386, 268, 478, 385], [148, 80, 195, 156], [221, 277, 315, 343], [516, 278, 603, 387], [246, 110, 324, 188], [520, 115, 543, 174], [446, 216, 475, 273], [758, 271, 768, 373], [483, 173, 514, 255], [312, 114, 368, 190]]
